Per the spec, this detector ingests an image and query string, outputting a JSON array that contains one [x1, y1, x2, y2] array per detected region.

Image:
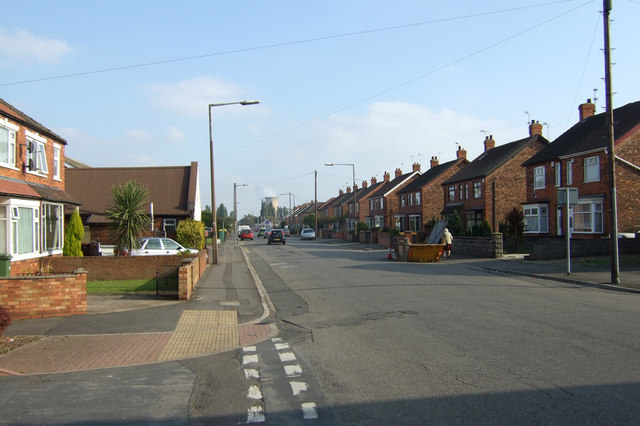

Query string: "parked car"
[[268, 229, 286, 245], [204, 227, 213, 237], [263, 229, 272, 239], [239, 229, 254, 240], [257, 227, 266, 237], [131, 237, 199, 256], [300, 228, 316, 240]]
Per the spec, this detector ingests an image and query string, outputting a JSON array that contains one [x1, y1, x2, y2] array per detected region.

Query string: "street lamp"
[[234, 182, 248, 246], [279, 192, 296, 228], [325, 163, 357, 232], [208, 100, 259, 264]]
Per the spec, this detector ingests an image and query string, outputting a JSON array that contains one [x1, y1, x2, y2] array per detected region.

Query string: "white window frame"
[[53, 144, 61, 181], [555, 162, 561, 187], [0, 119, 18, 168], [26, 131, 48, 176], [584, 156, 600, 183], [523, 204, 549, 233], [473, 181, 482, 199], [572, 199, 604, 234], [42, 203, 64, 253], [3, 199, 42, 260], [400, 194, 406, 208], [566, 160, 573, 185], [415, 192, 421, 205], [408, 215, 421, 232], [534, 166, 546, 189], [449, 186, 455, 201]]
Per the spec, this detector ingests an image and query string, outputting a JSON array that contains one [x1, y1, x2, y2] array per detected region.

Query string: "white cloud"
[[0, 27, 74, 63], [126, 129, 151, 142], [165, 126, 186, 144], [147, 76, 246, 118]]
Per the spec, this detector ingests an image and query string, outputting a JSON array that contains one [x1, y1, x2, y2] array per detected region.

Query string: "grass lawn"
[[87, 279, 157, 294]]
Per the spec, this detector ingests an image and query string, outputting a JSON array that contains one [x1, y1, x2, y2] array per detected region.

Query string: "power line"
[[1, 0, 584, 87], [219, 0, 594, 157]]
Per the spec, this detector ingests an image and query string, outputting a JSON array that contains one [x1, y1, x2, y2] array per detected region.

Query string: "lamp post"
[[325, 163, 357, 233], [208, 100, 259, 264], [279, 192, 296, 229], [234, 182, 248, 247]]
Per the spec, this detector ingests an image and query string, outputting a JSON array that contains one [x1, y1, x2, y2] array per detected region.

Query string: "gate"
[[156, 264, 178, 299]]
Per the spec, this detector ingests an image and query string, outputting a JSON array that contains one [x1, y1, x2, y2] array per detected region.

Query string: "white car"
[[131, 237, 199, 256], [300, 228, 316, 240]]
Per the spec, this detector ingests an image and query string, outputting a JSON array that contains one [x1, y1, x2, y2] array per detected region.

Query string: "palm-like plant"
[[105, 180, 151, 254]]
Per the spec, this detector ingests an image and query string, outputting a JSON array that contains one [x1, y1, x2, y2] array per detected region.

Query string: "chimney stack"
[[395, 168, 402, 178], [579, 99, 596, 121], [383, 171, 390, 182], [339, 189, 344, 196], [430, 156, 439, 168], [412, 162, 421, 172], [362, 180, 368, 189], [484, 135, 495, 152], [371, 177, 377, 185], [346, 186, 351, 194], [529, 120, 543, 136], [456, 146, 467, 160]]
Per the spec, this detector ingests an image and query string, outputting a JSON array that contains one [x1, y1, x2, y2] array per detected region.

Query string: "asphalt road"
[[246, 237, 640, 425]]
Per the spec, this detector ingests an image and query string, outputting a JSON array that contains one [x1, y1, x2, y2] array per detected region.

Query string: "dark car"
[[240, 229, 254, 240], [268, 229, 286, 245]]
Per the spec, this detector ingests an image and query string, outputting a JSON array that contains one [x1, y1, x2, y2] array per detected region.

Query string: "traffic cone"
[[387, 247, 393, 260]]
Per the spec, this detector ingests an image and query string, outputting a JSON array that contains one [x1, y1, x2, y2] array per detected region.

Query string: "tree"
[[446, 210, 465, 236], [105, 180, 151, 254], [63, 209, 84, 256], [216, 203, 228, 219], [303, 214, 316, 228], [201, 205, 213, 228]]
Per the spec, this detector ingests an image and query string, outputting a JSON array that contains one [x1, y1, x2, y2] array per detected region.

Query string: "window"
[[401, 195, 406, 207], [163, 218, 177, 232], [415, 192, 421, 205], [449, 186, 455, 201], [374, 216, 384, 228], [366, 217, 374, 228], [394, 216, 403, 231], [0, 207, 6, 254], [459, 185, 463, 200], [555, 162, 561, 186], [10, 204, 40, 255], [524, 205, 549, 233], [566, 161, 573, 185], [465, 184, 469, 199], [43, 203, 63, 252], [408, 193, 413, 207], [0, 121, 17, 167], [370, 197, 383, 211], [408, 215, 421, 231], [162, 238, 180, 250], [26, 133, 48, 175], [473, 181, 482, 199], [534, 166, 545, 189], [53, 145, 61, 180], [584, 156, 600, 182], [573, 200, 603, 233]]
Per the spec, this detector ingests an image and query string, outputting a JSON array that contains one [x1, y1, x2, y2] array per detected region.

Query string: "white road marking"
[[271, 337, 283, 343], [244, 368, 259, 379], [243, 346, 257, 352], [279, 352, 297, 362], [284, 365, 303, 377], [290, 381, 308, 396], [275, 343, 290, 350], [242, 354, 259, 365], [301, 402, 318, 419], [247, 385, 263, 400], [247, 406, 265, 423]]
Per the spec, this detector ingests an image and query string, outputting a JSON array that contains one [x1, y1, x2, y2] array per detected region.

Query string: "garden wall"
[[527, 236, 640, 260], [451, 233, 503, 258], [0, 270, 87, 319]]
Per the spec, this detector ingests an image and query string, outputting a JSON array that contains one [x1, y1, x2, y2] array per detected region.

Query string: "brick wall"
[[0, 270, 87, 319], [452, 233, 503, 258], [616, 130, 640, 233], [423, 161, 468, 223], [528, 236, 640, 259]]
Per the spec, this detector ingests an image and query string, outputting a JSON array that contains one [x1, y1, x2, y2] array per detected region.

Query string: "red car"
[[239, 229, 254, 240]]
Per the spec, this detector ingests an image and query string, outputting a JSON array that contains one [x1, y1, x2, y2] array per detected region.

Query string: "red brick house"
[[0, 98, 80, 268], [364, 167, 420, 229], [396, 149, 469, 231], [442, 122, 549, 231], [65, 163, 201, 245], [522, 99, 640, 237]]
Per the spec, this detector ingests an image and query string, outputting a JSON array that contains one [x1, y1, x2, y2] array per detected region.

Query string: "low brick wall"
[[527, 236, 640, 260], [39, 250, 208, 282], [178, 257, 203, 301], [451, 233, 503, 258], [0, 270, 87, 319]]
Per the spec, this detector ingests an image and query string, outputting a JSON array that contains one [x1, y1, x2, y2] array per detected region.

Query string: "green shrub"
[[472, 221, 492, 237], [63, 209, 84, 256], [357, 222, 370, 232], [176, 219, 205, 250], [0, 305, 11, 338], [446, 211, 465, 236]]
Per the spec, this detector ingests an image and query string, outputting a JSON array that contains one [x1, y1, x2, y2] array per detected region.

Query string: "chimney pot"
[[371, 177, 377, 185], [395, 168, 402, 178], [529, 120, 543, 137], [384, 171, 390, 182], [412, 162, 421, 172], [362, 180, 368, 189], [579, 99, 596, 121], [484, 135, 496, 152], [456, 147, 467, 160], [430, 156, 439, 168]]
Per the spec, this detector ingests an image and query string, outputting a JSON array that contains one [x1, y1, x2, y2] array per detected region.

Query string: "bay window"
[[572, 200, 603, 233], [524, 204, 549, 233]]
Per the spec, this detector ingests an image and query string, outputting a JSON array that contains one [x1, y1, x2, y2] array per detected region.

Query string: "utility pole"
[[603, 0, 619, 284], [314, 170, 318, 241]]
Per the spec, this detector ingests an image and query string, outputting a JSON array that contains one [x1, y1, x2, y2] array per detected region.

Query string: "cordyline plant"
[[105, 180, 151, 255]]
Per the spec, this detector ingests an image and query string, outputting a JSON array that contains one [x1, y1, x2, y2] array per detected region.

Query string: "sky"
[[1, 1, 639, 220]]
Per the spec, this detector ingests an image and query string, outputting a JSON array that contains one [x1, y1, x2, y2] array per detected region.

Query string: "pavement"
[[1, 240, 639, 376], [0, 240, 276, 376]]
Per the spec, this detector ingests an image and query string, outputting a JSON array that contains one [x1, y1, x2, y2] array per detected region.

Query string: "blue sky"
[[1, 1, 639, 220]]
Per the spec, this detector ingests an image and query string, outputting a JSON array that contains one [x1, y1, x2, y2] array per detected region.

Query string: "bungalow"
[[442, 122, 549, 231], [522, 99, 640, 237]]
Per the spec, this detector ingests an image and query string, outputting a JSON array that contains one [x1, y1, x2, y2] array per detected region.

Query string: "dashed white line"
[[290, 381, 308, 396], [244, 368, 260, 379], [278, 352, 296, 362], [242, 354, 259, 365], [247, 385, 263, 400], [301, 402, 318, 420], [247, 406, 265, 423], [275, 342, 290, 350], [284, 364, 303, 377]]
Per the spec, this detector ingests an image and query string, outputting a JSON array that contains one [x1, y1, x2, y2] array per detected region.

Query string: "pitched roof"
[[443, 134, 548, 185], [66, 163, 199, 218], [523, 100, 640, 166], [0, 98, 67, 145], [373, 171, 420, 197], [0, 176, 80, 205], [398, 159, 461, 193]]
